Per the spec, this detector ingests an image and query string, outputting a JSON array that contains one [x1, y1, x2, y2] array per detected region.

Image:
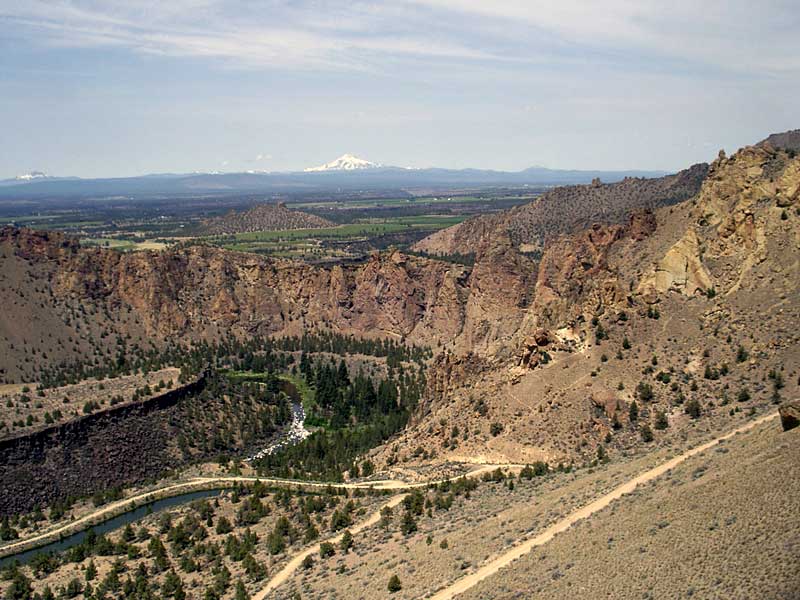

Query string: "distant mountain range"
[[0, 155, 668, 199]]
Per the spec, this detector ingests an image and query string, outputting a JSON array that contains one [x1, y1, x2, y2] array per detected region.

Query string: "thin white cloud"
[[0, 1, 499, 70], [407, 0, 800, 74], [2, 0, 797, 75]]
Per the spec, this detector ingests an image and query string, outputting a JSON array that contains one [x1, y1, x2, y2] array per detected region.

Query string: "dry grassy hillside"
[[413, 163, 708, 256], [461, 420, 800, 600], [267, 416, 797, 599]]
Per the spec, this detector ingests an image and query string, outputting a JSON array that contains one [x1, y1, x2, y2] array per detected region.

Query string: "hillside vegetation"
[[201, 203, 335, 235]]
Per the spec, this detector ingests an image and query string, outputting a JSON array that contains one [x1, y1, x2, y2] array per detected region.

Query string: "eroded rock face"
[[640, 145, 800, 299], [639, 228, 712, 296], [460, 233, 537, 356], [696, 145, 798, 248], [530, 223, 627, 329], [415, 351, 488, 421], [0, 229, 471, 346], [514, 327, 577, 371], [627, 210, 657, 241], [590, 390, 624, 420]]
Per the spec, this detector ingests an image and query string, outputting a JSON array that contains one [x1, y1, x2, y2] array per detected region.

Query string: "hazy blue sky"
[[1, 1, 798, 178]]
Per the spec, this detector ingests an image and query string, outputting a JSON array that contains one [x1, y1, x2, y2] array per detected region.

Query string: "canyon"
[[1, 136, 798, 473]]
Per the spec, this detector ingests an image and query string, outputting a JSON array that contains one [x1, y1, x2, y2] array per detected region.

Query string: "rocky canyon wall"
[[0, 374, 206, 515]]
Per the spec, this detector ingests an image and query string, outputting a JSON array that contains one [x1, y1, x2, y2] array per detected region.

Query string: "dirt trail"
[[0, 464, 514, 559], [253, 493, 409, 599], [425, 411, 779, 600]]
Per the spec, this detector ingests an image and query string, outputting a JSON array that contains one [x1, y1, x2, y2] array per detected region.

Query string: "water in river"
[[0, 489, 222, 568], [246, 401, 310, 461], [0, 379, 312, 566]]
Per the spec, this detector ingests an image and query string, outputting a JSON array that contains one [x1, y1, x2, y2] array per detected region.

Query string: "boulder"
[[591, 391, 621, 420], [533, 328, 551, 346], [779, 401, 800, 432], [627, 210, 657, 241]]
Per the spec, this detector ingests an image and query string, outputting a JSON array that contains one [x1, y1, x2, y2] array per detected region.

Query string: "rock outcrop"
[[758, 129, 800, 153], [0, 228, 470, 350], [779, 401, 800, 432], [640, 142, 799, 299], [639, 228, 712, 296], [529, 222, 628, 329]]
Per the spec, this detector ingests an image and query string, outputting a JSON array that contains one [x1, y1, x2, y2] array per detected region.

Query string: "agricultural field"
[[0, 190, 538, 262], [211, 215, 469, 260]]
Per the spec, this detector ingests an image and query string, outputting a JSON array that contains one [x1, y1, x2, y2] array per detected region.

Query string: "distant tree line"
[[37, 332, 429, 390]]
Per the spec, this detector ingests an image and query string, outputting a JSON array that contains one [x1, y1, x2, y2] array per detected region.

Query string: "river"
[[0, 489, 222, 568], [0, 379, 312, 566], [246, 401, 311, 462]]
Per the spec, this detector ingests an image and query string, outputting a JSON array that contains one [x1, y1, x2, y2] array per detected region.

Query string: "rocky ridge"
[[413, 163, 708, 257], [375, 140, 799, 467]]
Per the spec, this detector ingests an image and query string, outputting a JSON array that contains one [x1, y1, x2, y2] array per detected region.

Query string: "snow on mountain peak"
[[304, 154, 382, 172], [15, 171, 49, 181]]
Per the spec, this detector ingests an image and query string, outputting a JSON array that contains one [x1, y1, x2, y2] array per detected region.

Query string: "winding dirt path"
[[425, 411, 779, 600]]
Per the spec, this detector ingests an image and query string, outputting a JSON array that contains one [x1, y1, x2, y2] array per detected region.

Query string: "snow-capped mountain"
[[15, 171, 51, 181], [304, 154, 382, 172], [0, 171, 81, 187]]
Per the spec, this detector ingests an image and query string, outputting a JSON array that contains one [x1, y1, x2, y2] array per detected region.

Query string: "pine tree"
[[85, 560, 97, 581], [401, 511, 418, 535], [685, 398, 701, 419], [388, 574, 402, 593], [319, 541, 336, 558], [628, 399, 639, 422]]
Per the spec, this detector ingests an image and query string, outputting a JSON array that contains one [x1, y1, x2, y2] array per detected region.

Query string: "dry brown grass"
[[266, 418, 798, 600], [460, 421, 800, 600], [271, 444, 693, 599]]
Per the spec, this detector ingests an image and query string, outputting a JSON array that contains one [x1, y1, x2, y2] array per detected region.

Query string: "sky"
[[0, 1, 799, 178]]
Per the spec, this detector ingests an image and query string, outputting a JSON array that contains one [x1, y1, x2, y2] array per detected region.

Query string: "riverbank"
[[0, 463, 510, 564]]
